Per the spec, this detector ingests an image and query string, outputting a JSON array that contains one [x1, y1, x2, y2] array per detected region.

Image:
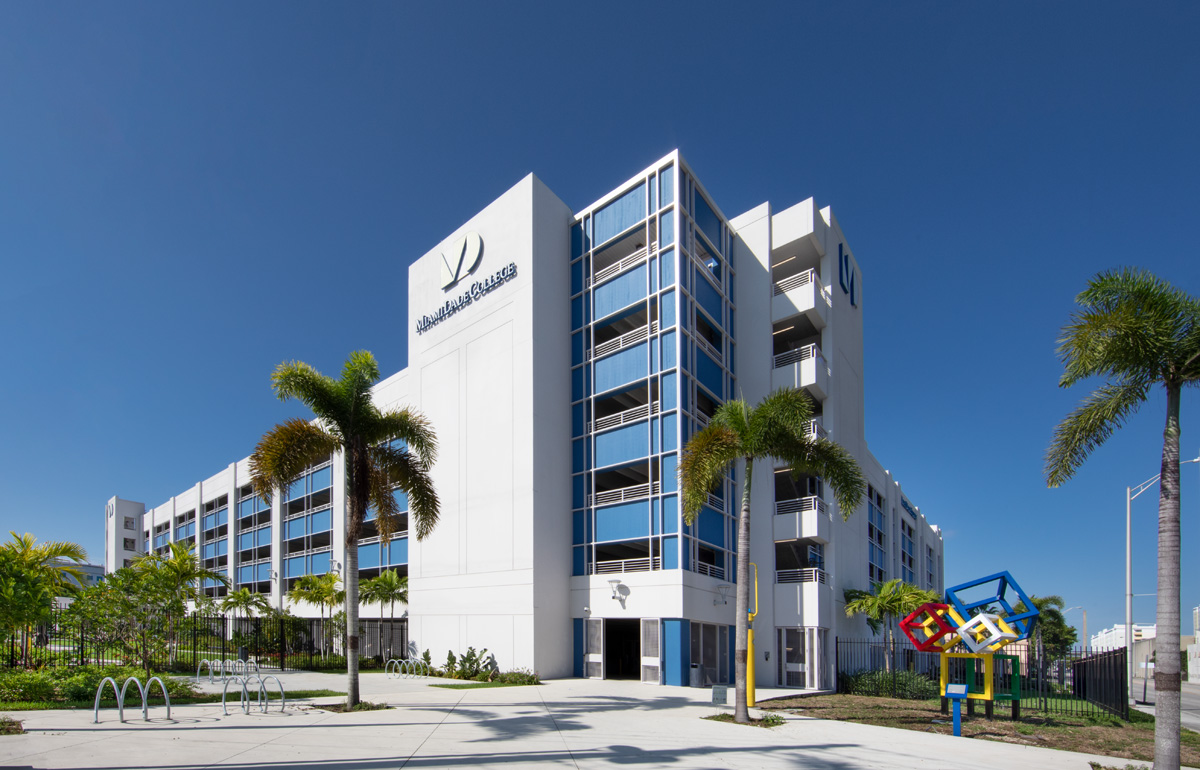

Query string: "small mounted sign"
[[711, 685, 728, 705]]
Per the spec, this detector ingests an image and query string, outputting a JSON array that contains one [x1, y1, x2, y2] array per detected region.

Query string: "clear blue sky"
[[2, 2, 1197, 641]]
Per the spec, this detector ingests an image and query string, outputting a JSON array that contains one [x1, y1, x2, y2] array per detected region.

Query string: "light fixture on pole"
[[1126, 451, 1200, 702], [715, 584, 732, 606], [1064, 606, 1087, 649], [608, 579, 622, 601]]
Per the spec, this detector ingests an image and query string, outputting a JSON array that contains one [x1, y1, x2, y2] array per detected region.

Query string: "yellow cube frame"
[[940, 652, 993, 701]]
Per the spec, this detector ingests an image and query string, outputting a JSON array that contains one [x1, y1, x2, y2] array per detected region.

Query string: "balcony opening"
[[593, 227, 653, 285], [595, 383, 649, 421], [695, 388, 718, 425], [694, 237, 721, 283], [594, 303, 648, 348], [776, 539, 826, 583], [694, 311, 722, 360], [770, 239, 821, 283], [594, 539, 654, 573], [772, 316, 821, 359], [359, 563, 409, 582], [774, 469, 823, 502], [593, 460, 657, 503]]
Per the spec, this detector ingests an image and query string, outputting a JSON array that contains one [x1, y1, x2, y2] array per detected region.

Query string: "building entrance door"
[[604, 619, 641, 680]]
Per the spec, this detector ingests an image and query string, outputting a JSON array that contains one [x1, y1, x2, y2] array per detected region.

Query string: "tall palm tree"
[[221, 587, 271, 624], [1045, 267, 1200, 770], [844, 579, 938, 673], [251, 351, 439, 707], [361, 569, 408, 659], [679, 387, 865, 723], [3, 531, 89, 593]]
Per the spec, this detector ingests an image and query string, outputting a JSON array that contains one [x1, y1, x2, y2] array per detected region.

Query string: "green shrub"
[[838, 669, 939, 700], [0, 671, 56, 703], [493, 669, 540, 685]]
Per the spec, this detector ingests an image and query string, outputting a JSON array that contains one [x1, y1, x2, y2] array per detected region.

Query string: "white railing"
[[589, 243, 658, 287], [591, 321, 658, 360], [590, 402, 659, 433], [695, 562, 725, 580], [593, 557, 661, 574], [695, 335, 721, 362], [805, 419, 827, 441], [694, 411, 710, 428], [772, 268, 823, 297], [588, 482, 660, 507], [773, 343, 824, 369], [774, 496, 827, 516], [706, 493, 724, 511], [776, 568, 827, 585]]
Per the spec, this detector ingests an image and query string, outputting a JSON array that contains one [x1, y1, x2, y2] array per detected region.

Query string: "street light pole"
[[1126, 452, 1200, 703]]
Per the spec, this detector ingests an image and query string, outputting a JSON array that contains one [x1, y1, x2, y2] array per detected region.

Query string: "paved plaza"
[[0, 672, 1169, 769]]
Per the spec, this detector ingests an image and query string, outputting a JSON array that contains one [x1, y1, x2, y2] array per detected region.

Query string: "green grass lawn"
[[429, 682, 537, 690], [0, 689, 345, 711]]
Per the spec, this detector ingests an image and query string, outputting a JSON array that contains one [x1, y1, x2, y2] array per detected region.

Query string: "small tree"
[[844, 579, 938, 673], [288, 572, 343, 657], [221, 588, 271, 625], [0, 549, 55, 665], [67, 567, 174, 677], [361, 569, 407, 659]]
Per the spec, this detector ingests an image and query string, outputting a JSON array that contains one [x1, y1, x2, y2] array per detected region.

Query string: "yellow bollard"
[[747, 563, 759, 708]]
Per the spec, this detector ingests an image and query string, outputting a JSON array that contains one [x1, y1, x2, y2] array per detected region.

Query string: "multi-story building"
[[104, 151, 943, 689], [1091, 624, 1156, 649]]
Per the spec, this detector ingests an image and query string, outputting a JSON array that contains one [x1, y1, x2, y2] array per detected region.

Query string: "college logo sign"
[[838, 243, 857, 308], [440, 232, 484, 290]]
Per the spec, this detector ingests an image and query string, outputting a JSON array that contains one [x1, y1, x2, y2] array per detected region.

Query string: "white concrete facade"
[[104, 152, 942, 686]]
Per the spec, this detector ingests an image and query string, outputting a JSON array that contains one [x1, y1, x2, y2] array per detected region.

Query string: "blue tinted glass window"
[[594, 182, 646, 245], [310, 466, 332, 491], [285, 518, 305, 540], [662, 535, 678, 569], [309, 509, 332, 533], [649, 176, 657, 214], [257, 526, 271, 546], [662, 372, 677, 411], [310, 551, 331, 575], [286, 478, 305, 501], [571, 222, 584, 259], [694, 193, 722, 254], [661, 289, 676, 329], [660, 248, 675, 287], [659, 211, 674, 248], [661, 331, 676, 369], [660, 165, 674, 207], [285, 555, 305, 577]]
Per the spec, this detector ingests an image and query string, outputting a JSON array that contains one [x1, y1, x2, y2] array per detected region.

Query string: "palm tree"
[[679, 387, 865, 723], [221, 587, 271, 624], [287, 572, 343, 658], [251, 351, 439, 708], [1045, 267, 1200, 770], [3, 531, 89, 593], [844, 579, 938, 673], [361, 569, 408, 659]]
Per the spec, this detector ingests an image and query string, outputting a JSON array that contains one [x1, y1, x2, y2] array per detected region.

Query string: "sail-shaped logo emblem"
[[440, 232, 484, 290]]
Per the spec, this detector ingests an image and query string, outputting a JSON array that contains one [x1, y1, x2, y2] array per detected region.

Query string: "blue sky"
[[1, 2, 1197, 641]]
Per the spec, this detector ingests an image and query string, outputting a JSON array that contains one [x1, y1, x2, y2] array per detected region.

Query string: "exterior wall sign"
[[441, 232, 485, 290], [416, 261, 518, 335], [838, 243, 858, 308]]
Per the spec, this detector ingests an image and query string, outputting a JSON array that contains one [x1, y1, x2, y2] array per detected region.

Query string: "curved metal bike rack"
[[385, 658, 429, 679], [198, 658, 260, 684], [221, 674, 287, 715], [93, 676, 171, 724]]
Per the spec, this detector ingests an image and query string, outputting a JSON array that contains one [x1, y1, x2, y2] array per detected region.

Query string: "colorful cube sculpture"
[[940, 651, 994, 701], [943, 570, 1039, 640], [955, 612, 1019, 653], [900, 602, 966, 652]]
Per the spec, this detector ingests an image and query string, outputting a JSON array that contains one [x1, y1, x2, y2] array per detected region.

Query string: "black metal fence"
[[835, 636, 1128, 721], [4, 610, 407, 673]]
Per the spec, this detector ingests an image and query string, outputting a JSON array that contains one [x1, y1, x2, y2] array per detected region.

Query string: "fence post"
[[279, 616, 286, 672], [834, 637, 839, 693], [79, 618, 86, 667]]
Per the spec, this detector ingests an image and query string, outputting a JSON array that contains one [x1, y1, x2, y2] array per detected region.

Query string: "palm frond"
[[371, 443, 439, 541], [775, 437, 866, 520], [367, 408, 439, 467], [748, 388, 813, 456], [678, 424, 742, 525], [249, 419, 340, 504], [271, 361, 348, 434], [1045, 378, 1148, 487]]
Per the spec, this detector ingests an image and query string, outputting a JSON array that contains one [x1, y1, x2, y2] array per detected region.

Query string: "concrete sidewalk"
[[0, 672, 1177, 769]]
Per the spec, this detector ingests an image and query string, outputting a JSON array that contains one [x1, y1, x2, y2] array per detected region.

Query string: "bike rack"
[[385, 659, 430, 679], [197, 658, 260, 683], [93, 676, 171, 724], [221, 674, 287, 715]]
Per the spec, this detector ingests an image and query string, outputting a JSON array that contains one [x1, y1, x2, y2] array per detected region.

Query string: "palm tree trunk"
[[1154, 382, 1181, 770], [344, 439, 369, 708], [733, 457, 754, 724]]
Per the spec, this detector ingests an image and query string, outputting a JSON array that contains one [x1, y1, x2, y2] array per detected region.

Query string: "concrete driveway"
[[0, 672, 1183, 769]]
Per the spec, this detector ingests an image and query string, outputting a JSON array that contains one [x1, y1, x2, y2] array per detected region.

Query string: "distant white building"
[[1091, 623, 1155, 649], [1188, 606, 1200, 681]]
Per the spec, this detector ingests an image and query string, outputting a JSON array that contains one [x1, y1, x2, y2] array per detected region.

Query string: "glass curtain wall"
[[569, 160, 737, 582]]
